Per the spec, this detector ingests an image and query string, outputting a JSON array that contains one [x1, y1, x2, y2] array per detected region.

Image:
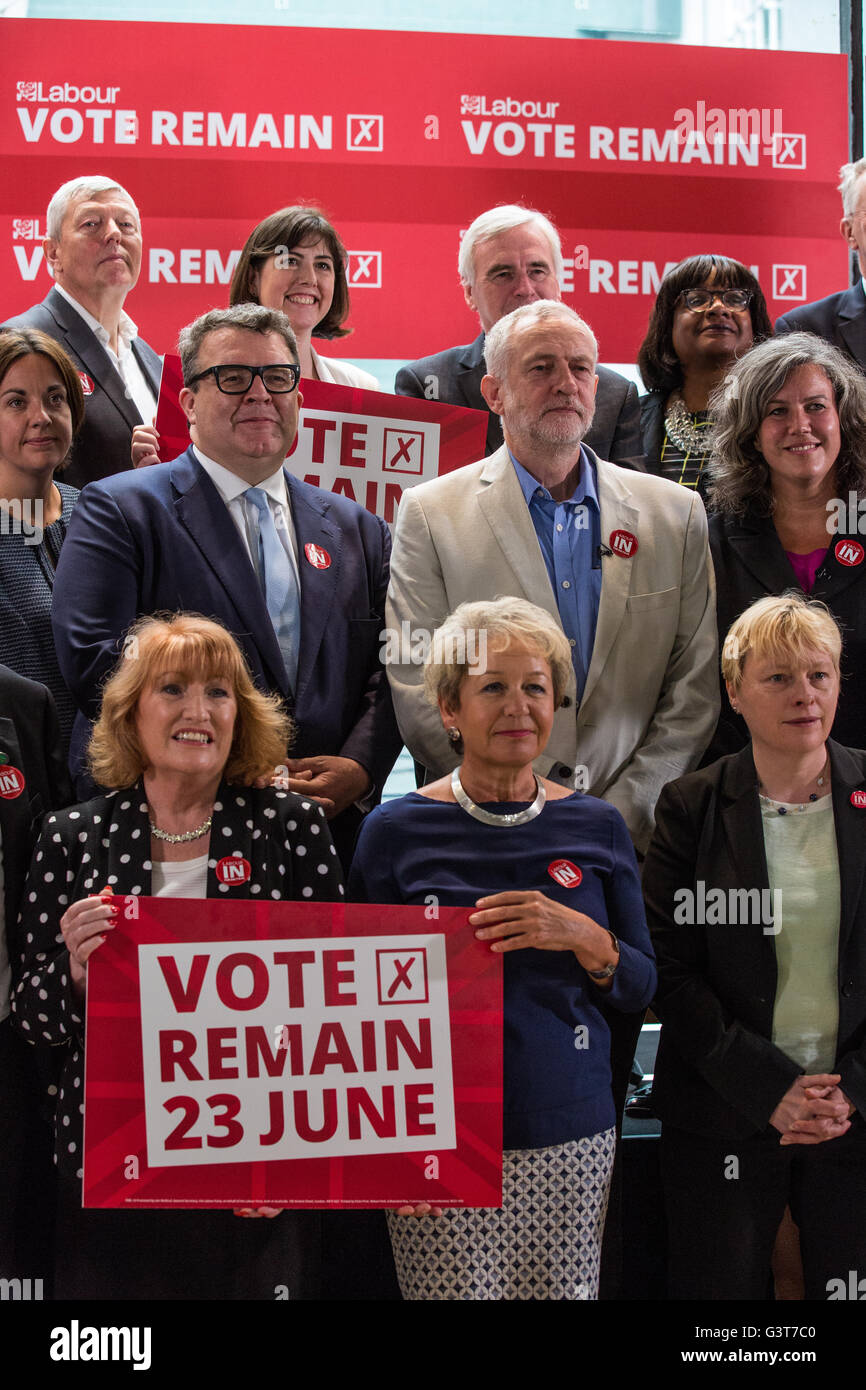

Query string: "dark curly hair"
[[637, 254, 772, 396]]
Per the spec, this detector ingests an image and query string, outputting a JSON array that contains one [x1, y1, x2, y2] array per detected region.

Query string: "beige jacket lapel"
[[580, 455, 639, 711], [476, 447, 562, 621]]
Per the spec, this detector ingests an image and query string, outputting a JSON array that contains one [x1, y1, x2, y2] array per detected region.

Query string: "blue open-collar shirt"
[[510, 449, 602, 699]]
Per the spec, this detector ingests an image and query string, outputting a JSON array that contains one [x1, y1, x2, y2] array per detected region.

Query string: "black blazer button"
[[558, 764, 572, 778], [842, 980, 855, 998], [561, 696, 572, 709]]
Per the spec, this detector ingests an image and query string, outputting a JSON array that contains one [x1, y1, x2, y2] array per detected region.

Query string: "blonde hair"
[[88, 613, 293, 787], [721, 593, 842, 691], [424, 597, 572, 714]]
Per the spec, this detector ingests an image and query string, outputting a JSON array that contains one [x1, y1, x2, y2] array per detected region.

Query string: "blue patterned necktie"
[[244, 486, 300, 689]]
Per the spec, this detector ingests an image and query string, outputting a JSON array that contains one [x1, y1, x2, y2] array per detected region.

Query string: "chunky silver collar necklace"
[[450, 767, 546, 827]]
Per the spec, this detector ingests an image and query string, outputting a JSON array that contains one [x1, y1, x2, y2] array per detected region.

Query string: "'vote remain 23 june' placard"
[[83, 899, 502, 1209]]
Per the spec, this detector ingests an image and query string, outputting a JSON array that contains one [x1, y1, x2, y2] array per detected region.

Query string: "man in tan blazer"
[[386, 300, 718, 854]]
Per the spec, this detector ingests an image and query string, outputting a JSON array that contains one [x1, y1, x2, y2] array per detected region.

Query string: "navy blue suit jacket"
[[775, 283, 866, 369], [2, 286, 162, 490], [51, 448, 401, 811]]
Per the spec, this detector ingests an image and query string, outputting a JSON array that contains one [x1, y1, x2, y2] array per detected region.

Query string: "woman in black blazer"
[[644, 594, 866, 1300], [707, 331, 866, 759]]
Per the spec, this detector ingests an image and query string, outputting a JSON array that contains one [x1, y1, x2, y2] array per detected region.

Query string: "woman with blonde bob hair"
[[706, 331, 866, 758], [644, 592, 866, 1300], [350, 597, 655, 1301], [14, 612, 343, 1300]]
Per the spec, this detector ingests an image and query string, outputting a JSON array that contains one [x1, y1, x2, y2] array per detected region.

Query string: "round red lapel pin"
[[835, 539, 865, 568], [0, 765, 25, 799], [304, 543, 331, 570], [547, 859, 582, 888], [78, 372, 94, 397], [216, 855, 251, 885], [850, 789, 866, 809], [609, 529, 638, 558]]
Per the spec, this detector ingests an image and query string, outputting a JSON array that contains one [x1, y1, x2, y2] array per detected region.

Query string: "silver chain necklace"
[[664, 391, 714, 454], [450, 767, 546, 827], [149, 814, 213, 843]]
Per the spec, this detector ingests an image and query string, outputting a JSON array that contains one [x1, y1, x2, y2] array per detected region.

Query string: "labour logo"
[[78, 372, 94, 396]]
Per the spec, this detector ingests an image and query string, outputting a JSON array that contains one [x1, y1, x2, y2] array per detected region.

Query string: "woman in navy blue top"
[[350, 597, 655, 1301]]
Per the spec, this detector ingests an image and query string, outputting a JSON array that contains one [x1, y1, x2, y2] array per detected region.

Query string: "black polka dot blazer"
[[12, 781, 344, 1177]]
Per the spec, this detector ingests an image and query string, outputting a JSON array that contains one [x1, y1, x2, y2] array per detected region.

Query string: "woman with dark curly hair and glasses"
[[637, 254, 772, 501], [705, 331, 866, 760]]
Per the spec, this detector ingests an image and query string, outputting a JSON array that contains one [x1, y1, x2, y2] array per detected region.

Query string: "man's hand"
[[284, 756, 372, 819]]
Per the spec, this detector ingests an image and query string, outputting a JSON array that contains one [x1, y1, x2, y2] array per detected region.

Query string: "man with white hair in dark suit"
[[395, 203, 644, 469], [2, 174, 161, 488]]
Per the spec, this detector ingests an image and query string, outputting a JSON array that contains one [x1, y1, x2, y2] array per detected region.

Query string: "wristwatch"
[[588, 930, 620, 980]]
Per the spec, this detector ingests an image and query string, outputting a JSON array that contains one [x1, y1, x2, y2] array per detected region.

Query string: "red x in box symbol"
[[383, 427, 424, 475], [772, 264, 806, 301], [347, 114, 383, 151], [347, 250, 381, 288], [771, 133, 806, 169], [376, 947, 429, 1004]]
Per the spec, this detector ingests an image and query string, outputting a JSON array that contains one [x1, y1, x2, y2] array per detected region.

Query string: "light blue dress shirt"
[[510, 449, 602, 699]]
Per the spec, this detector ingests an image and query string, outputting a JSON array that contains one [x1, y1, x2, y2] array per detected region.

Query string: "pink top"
[[785, 547, 827, 593]]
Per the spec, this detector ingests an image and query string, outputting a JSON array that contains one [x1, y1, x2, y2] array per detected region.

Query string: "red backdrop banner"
[[0, 20, 849, 364], [83, 898, 503, 1210]]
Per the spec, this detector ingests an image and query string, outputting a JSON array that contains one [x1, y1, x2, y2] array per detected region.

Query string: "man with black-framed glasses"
[[52, 303, 402, 865]]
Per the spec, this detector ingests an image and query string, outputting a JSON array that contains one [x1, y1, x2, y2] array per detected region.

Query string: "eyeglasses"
[[678, 288, 753, 312], [186, 363, 301, 394]]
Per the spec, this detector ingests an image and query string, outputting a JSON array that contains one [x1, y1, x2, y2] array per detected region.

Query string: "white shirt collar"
[[191, 446, 289, 509], [54, 283, 139, 354]]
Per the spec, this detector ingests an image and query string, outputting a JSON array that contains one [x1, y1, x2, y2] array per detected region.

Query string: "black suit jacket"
[[395, 332, 645, 469], [775, 283, 866, 369], [2, 286, 162, 489], [0, 665, 71, 961], [706, 508, 866, 759], [644, 741, 866, 1139]]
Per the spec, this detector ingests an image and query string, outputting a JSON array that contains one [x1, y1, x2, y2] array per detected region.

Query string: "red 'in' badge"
[[547, 859, 582, 888], [850, 790, 866, 809], [304, 543, 331, 569], [609, 529, 638, 558], [78, 372, 94, 396], [835, 539, 865, 567], [216, 855, 251, 885], [0, 765, 25, 799]]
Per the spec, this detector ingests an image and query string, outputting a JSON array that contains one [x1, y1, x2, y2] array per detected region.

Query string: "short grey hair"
[[46, 175, 138, 241], [424, 597, 572, 720], [458, 204, 564, 287], [178, 304, 299, 385], [708, 331, 866, 516], [484, 301, 598, 380], [839, 158, 866, 218]]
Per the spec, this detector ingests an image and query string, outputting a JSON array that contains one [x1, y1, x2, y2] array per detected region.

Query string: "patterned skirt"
[[386, 1128, 615, 1301]]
